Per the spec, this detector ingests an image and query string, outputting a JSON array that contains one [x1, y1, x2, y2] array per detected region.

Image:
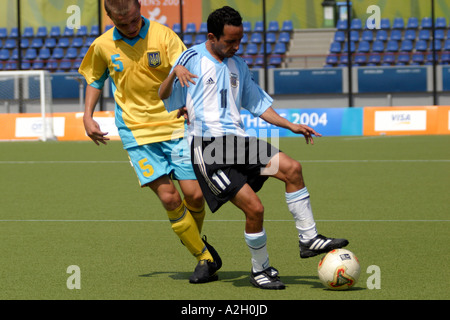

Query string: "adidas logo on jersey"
[[205, 77, 215, 85]]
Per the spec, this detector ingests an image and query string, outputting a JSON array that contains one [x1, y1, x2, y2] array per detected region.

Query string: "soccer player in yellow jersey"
[[78, 0, 221, 283]]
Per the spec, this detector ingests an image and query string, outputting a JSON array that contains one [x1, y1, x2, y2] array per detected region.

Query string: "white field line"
[[0, 219, 448, 222], [0, 160, 448, 164]]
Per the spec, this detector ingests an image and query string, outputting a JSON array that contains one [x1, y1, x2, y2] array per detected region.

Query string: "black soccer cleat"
[[250, 267, 286, 290], [189, 259, 220, 284], [299, 234, 349, 259]]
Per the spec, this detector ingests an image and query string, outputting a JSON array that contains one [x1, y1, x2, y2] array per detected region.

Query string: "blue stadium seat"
[[194, 33, 206, 45], [441, 52, 450, 64], [0, 39, 2, 49], [5, 62, 17, 70], [4, 39, 16, 49], [44, 37, 56, 49], [383, 52, 396, 65], [380, 18, 390, 30], [183, 34, 193, 46], [243, 56, 253, 66], [23, 27, 34, 38], [90, 25, 99, 36], [46, 60, 58, 70], [9, 27, 18, 38], [72, 59, 82, 70], [269, 55, 282, 67], [375, 30, 388, 42], [357, 41, 370, 53], [51, 48, 65, 59], [236, 45, 244, 55], [390, 29, 402, 41], [84, 37, 95, 47], [59, 60, 72, 70], [435, 17, 447, 29], [371, 40, 384, 53], [325, 54, 339, 65], [77, 26, 88, 37], [57, 37, 70, 48], [32, 61, 45, 69], [350, 18, 362, 30], [350, 30, 359, 42], [49, 26, 61, 37], [404, 29, 416, 41], [361, 30, 374, 42], [250, 33, 263, 44], [0, 49, 10, 60], [243, 22, 252, 33], [368, 53, 381, 65], [71, 37, 84, 48], [0, 28, 7, 39], [443, 39, 450, 51], [24, 48, 37, 60], [20, 38, 29, 49], [273, 42, 286, 54], [10, 49, 18, 60], [342, 41, 356, 53], [434, 29, 445, 41], [65, 47, 78, 59], [430, 39, 441, 51], [386, 40, 399, 52], [172, 23, 181, 34], [104, 25, 113, 33], [392, 17, 404, 29], [63, 26, 75, 37], [336, 20, 348, 30], [400, 40, 413, 52], [254, 21, 264, 33], [281, 20, 293, 32], [21, 62, 31, 70], [253, 56, 264, 66], [406, 17, 419, 29], [268, 21, 279, 32], [425, 52, 439, 64], [241, 33, 249, 44], [78, 46, 89, 58], [245, 43, 258, 55], [354, 53, 367, 65], [411, 52, 424, 64], [38, 48, 51, 60], [199, 22, 208, 34], [418, 29, 430, 41], [278, 32, 291, 43], [421, 17, 432, 29], [397, 52, 410, 65], [259, 43, 272, 55], [329, 41, 342, 53], [266, 32, 277, 44], [338, 54, 348, 66], [36, 26, 47, 38], [415, 40, 427, 51], [30, 37, 44, 49], [185, 23, 197, 34]]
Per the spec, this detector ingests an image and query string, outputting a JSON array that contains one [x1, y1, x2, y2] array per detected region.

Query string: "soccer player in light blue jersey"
[[160, 6, 349, 289]]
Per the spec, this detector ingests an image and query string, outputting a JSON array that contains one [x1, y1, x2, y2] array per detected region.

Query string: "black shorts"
[[190, 135, 280, 213]]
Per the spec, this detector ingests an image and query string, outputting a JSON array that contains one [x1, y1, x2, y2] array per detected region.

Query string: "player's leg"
[[231, 184, 285, 289], [178, 179, 206, 234], [265, 152, 348, 258]]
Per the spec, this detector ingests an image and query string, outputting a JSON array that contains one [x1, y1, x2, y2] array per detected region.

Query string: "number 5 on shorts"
[[138, 158, 154, 178]]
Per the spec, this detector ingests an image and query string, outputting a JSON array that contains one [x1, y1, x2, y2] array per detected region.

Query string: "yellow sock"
[[167, 202, 213, 262], [183, 199, 206, 234]]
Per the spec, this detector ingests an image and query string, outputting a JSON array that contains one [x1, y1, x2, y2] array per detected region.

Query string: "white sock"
[[244, 229, 270, 273], [285, 187, 318, 242]]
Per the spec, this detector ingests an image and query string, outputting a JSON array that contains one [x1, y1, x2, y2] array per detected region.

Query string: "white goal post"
[[0, 70, 55, 141]]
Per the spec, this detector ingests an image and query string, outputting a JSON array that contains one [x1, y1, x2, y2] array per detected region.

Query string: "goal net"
[[0, 70, 55, 141]]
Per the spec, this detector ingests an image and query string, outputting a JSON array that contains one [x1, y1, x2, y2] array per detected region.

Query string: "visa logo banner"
[[374, 110, 427, 131]]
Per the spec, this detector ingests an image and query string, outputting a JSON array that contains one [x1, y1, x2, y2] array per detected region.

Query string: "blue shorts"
[[127, 138, 196, 186]]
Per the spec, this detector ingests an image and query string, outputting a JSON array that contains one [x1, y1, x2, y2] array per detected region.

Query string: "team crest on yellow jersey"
[[148, 51, 161, 67]]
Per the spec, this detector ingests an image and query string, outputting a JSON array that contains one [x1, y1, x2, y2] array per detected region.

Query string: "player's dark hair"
[[105, 0, 140, 17], [207, 6, 243, 40]]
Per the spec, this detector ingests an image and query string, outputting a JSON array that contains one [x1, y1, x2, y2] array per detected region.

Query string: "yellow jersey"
[[79, 17, 186, 149]]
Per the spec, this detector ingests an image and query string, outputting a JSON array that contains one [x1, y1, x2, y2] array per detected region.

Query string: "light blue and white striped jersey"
[[163, 42, 272, 138]]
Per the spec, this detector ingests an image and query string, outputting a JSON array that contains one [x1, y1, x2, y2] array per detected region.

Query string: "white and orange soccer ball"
[[318, 249, 361, 290]]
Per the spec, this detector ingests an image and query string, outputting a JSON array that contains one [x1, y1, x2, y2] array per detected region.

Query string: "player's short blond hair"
[[104, 0, 140, 17]]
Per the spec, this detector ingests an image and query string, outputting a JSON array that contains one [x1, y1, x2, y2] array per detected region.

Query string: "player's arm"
[[83, 85, 110, 145], [159, 65, 198, 100], [259, 106, 322, 145]]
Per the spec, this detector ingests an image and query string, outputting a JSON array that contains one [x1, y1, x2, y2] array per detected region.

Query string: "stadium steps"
[[285, 28, 335, 68]]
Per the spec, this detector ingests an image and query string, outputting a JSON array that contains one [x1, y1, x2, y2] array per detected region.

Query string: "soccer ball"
[[317, 249, 361, 290]]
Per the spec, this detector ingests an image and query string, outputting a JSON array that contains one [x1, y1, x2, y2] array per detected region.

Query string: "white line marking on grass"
[[0, 219, 448, 222]]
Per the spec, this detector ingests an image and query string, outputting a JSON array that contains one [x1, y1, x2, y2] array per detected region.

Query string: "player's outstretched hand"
[[173, 65, 198, 88], [83, 117, 110, 146], [291, 124, 322, 145]]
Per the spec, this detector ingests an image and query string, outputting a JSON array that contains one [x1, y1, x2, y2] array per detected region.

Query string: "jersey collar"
[[112, 16, 150, 46]]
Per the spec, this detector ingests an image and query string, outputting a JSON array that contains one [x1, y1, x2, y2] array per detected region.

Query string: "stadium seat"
[[32, 61, 45, 69], [245, 43, 258, 55], [183, 34, 193, 46], [383, 52, 396, 65], [49, 26, 61, 37], [269, 55, 282, 67], [350, 31, 359, 42], [65, 47, 78, 59], [336, 20, 348, 30], [30, 37, 44, 49], [259, 43, 272, 55], [368, 53, 381, 65], [250, 33, 263, 44], [36, 26, 47, 38], [51, 48, 65, 59], [350, 18, 362, 30], [72, 59, 82, 70], [397, 52, 410, 65], [430, 39, 441, 51], [21, 62, 31, 70], [357, 41, 370, 53], [434, 29, 445, 41], [10, 49, 18, 60], [0, 28, 7, 39], [329, 41, 342, 54], [0, 49, 9, 60], [20, 38, 30, 49], [46, 60, 59, 70], [90, 25, 99, 36], [361, 30, 374, 42], [371, 40, 384, 53], [281, 20, 293, 32], [325, 54, 339, 65], [0, 62, 3, 70], [172, 23, 181, 34], [4, 39, 16, 50], [185, 23, 197, 34], [24, 48, 37, 60], [9, 27, 18, 38], [406, 17, 419, 29], [253, 55, 264, 66], [254, 21, 264, 33], [5, 62, 17, 70], [0, 39, 2, 49], [63, 26, 75, 37], [386, 40, 399, 52], [38, 48, 51, 60], [242, 56, 253, 66], [404, 29, 416, 41], [71, 37, 84, 48], [194, 33, 206, 45], [77, 25, 88, 37], [44, 37, 56, 49], [354, 53, 367, 65], [23, 27, 34, 38], [380, 18, 390, 30], [421, 17, 432, 29], [426, 52, 439, 64], [59, 60, 72, 70], [241, 33, 248, 44], [435, 17, 447, 29], [266, 32, 277, 44], [441, 52, 450, 64], [57, 37, 70, 48], [392, 17, 404, 29], [236, 45, 244, 55], [390, 29, 402, 41], [418, 29, 431, 41], [273, 42, 287, 54], [268, 21, 279, 32], [375, 30, 388, 42], [342, 41, 356, 53], [338, 54, 348, 66], [243, 21, 252, 33], [415, 40, 428, 52], [278, 32, 291, 43], [84, 37, 95, 47], [104, 25, 113, 33], [198, 22, 208, 34], [78, 46, 89, 58], [411, 52, 424, 64], [443, 40, 450, 51], [400, 40, 413, 52]]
